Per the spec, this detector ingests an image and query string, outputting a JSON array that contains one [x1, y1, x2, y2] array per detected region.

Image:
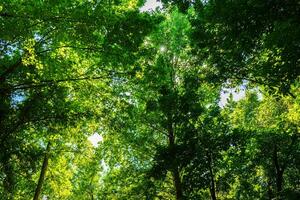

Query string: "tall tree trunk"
[[168, 121, 183, 200], [273, 145, 284, 200], [207, 152, 217, 200], [172, 166, 183, 200], [276, 170, 283, 199], [33, 142, 51, 200]]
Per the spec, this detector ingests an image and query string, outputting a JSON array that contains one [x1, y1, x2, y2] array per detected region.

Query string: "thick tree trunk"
[[172, 167, 184, 200], [207, 152, 217, 200], [33, 142, 51, 200], [168, 121, 183, 200]]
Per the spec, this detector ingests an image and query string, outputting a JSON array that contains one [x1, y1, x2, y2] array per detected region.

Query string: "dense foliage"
[[0, 0, 299, 199]]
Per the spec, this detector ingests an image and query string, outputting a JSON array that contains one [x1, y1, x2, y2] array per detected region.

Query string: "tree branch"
[[0, 59, 22, 83]]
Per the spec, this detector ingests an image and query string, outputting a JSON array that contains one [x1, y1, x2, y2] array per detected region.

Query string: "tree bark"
[[207, 152, 217, 200], [172, 167, 184, 200], [168, 121, 184, 200], [276, 170, 283, 199], [273, 145, 284, 200], [33, 142, 51, 200]]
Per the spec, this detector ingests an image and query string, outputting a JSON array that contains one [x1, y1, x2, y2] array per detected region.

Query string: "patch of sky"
[[100, 159, 109, 173], [0, 39, 21, 59], [219, 87, 246, 108], [98, 159, 110, 181], [140, 0, 163, 12], [34, 33, 42, 41], [160, 45, 167, 53], [219, 80, 263, 108], [38, 138, 48, 149], [119, 91, 138, 105], [111, 76, 128, 87], [34, 32, 52, 51], [88, 132, 103, 147], [42, 195, 48, 200], [11, 91, 26, 107]]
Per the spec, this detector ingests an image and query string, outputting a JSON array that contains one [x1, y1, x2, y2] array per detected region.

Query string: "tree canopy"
[[0, 0, 299, 199]]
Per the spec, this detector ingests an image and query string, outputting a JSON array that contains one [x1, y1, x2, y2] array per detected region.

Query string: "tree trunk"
[[172, 167, 184, 200], [276, 170, 283, 199], [168, 121, 183, 200], [33, 142, 51, 200], [207, 152, 217, 200], [273, 145, 284, 200]]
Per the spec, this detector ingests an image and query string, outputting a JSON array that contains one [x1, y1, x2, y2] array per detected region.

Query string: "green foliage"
[[185, 0, 300, 94], [0, 0, 299, 199]]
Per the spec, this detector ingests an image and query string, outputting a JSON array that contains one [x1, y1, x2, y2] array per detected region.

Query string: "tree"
[[0, 0, 155, 198], [223, 89, 300, 199], [164, 0, 300, 95], [1, 1, 299, 199]]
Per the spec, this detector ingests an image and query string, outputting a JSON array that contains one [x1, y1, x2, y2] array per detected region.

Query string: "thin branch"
[[0, 59, 22, 83], [36, 45, 104, 55], [10, 69, 131, 91]]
